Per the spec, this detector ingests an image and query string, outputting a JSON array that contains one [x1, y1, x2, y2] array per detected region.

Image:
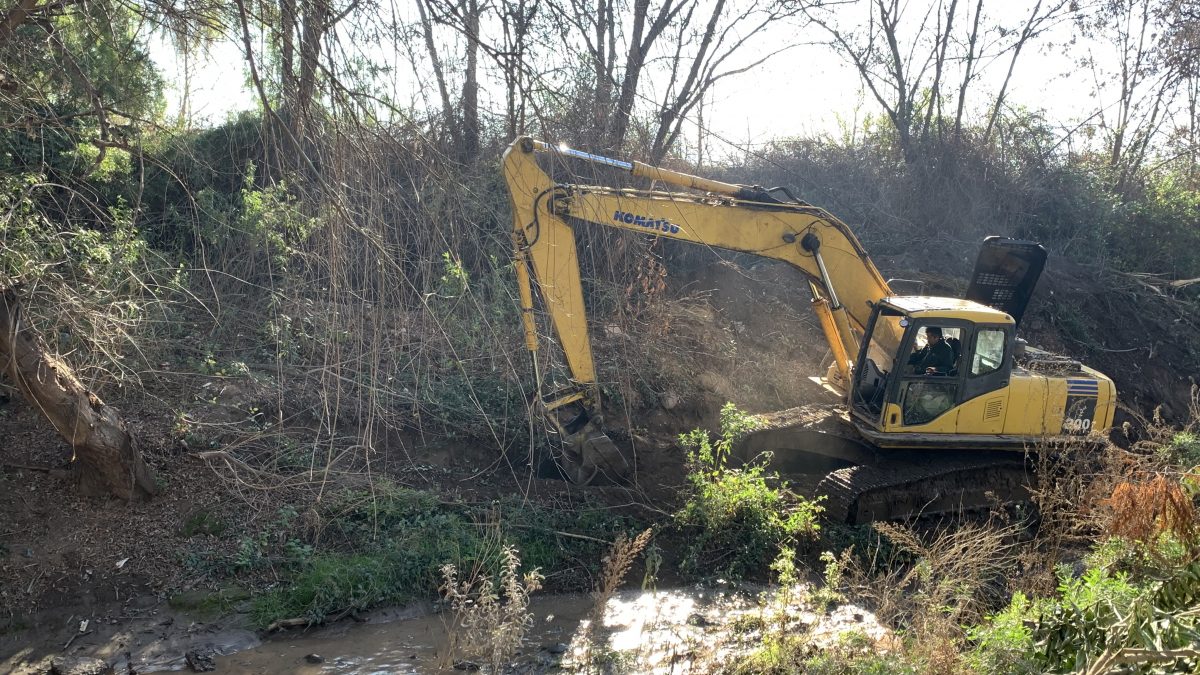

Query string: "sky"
[[149, 0, 1117, 159]]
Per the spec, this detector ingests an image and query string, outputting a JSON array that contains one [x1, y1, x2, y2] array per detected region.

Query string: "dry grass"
[[439, 544, 544, 672], [1009, 433, 1132, 594], [857, 518, 1023, 633], [590, 528, 654, 627], [568, 527, 654, 670]]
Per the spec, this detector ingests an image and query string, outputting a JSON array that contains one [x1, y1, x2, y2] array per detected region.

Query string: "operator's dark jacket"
[[908, 338, 956, 374]]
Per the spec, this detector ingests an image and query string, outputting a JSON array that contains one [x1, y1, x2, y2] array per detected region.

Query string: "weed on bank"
[[175, 479, 642, 628]]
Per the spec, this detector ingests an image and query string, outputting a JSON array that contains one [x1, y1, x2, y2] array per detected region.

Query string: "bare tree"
[[1159, 0, 1200, 174], [417, 0, 462, 147], [806, 0, 1070, 158], [1080, 0, 1180, 193], [982, 0, 1072, 145], [545, 0, 618, 142], [805, 0, 953, 160], [499, 0, 539, 139], [953, 0, 984, 138], [647, 0, 805, 162], [608, 0, 688, 150]]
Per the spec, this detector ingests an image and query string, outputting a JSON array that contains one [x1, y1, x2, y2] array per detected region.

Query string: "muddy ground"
[[1, 255, 1195, 672]]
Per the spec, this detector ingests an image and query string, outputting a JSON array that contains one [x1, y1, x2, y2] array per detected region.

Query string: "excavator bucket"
[[579, 430, 630, 483], [557, 429, 630, 485], [964, 237, 1047, 326]]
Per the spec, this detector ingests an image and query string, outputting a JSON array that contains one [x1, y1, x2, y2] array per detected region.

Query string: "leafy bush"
[[0, 173, 180, 380], [676, 403, 823, 579], [966, 592, 1042, 675], [1028, 561, 1200, 673], [965, 541, 1200, 674], [1168, 431, 1200, 468]]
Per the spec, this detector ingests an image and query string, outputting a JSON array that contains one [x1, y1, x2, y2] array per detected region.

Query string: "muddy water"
[[193, 586, 888, 674], [211, 595, 592, 674]]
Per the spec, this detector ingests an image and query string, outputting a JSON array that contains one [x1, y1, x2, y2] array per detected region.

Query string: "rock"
[[304, 654, 323, 664], [545, 642, 569, 655], [660, 391, 681, 411], [184, 648, 216, 672], [50, 656, 113, 675]]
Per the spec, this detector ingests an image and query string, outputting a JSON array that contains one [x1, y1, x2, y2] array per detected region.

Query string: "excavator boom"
[[505, 138, 892, 392], [504, 137, 896, 483]]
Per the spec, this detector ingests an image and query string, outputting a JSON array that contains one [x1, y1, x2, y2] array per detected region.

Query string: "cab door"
[[956, 324, 1013, 433]]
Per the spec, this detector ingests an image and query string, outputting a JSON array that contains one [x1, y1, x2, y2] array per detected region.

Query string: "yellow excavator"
[[503, 137, 1117, 522]]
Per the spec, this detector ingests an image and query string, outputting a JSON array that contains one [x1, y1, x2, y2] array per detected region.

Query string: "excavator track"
[[816, 453, 1032, 523], [736, 403, 1033, 523]]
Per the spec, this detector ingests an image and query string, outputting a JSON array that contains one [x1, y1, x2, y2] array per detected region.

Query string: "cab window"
[[971, 329, 1006, 376], [907, 326, 962, 376]]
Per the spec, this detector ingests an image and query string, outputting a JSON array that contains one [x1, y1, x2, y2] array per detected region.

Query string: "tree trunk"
[[461, 0, 480, 159], [297, 0, 329, 134], [0, 288, 157, 500]]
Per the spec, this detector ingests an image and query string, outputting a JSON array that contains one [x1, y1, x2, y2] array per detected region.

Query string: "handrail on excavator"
[[521, 138, 750, 198]]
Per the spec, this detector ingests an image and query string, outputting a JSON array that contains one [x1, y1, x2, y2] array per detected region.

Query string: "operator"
[[908, 326, 956, 375]]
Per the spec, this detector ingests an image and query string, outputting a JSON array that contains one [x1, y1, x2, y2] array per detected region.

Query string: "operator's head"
[[925, 326, 944, 343]]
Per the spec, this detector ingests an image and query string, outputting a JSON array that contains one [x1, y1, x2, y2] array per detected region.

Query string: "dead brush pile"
[[1105, 475, 1198, 546]]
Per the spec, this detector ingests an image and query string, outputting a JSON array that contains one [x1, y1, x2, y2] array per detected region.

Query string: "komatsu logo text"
[[613, 210, 680, 234]]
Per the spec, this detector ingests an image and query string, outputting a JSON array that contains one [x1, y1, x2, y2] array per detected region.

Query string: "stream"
[[139, 585, 886, 674]]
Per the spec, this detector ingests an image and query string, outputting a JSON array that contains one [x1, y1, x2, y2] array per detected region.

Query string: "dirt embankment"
[[1022, 261, 1199, 423]]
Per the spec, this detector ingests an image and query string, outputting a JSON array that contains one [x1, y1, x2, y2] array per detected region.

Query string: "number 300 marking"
[[1063, 417, 1092, 434]]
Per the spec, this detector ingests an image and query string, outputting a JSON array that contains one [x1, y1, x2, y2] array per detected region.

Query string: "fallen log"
[[0, 287, 157, 499]]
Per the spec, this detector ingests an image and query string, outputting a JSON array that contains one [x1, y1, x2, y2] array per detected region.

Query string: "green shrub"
[[965, 592, 1040, 675], [1167, 431, 1200, 468], [676, 403, 823, 579], [966, 545, 1200, 674]]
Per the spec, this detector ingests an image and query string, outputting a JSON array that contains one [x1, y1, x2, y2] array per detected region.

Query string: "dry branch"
[[0, 287, 157, 500]]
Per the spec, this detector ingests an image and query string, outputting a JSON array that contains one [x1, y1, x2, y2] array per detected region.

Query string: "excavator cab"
[[850, 298, 1019, 443], [847, 238, 1050, 445]]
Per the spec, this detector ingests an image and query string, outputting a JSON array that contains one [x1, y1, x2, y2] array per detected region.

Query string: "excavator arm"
[[503, 137, 894, 481]]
